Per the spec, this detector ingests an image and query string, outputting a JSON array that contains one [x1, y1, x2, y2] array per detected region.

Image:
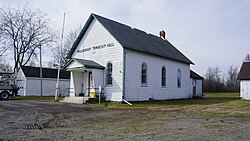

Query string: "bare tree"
[[245, 54, 250, 61], [204, 67, 225, 92], [0, 55, 12, 72], [46, 61, 54, 68], [226, 65, 239, 92], [0, 63, 12, 72], [51, 26, 81, 67], [204, 66, 240, 92], [0, 28, 8, 56], [27, 53, 38, 67], [0, 6, 56, 71]]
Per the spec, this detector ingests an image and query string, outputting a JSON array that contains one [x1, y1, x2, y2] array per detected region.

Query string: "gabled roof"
[[64, 58, 105, 70], [238, 61, 250, 80], [190, 70, 204, 80], [20, 66, 70, 79], [67, 13, 194, 65]]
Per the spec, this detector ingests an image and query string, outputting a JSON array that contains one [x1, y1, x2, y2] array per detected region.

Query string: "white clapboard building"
[[16, 66, 70, 96], [238, 61, 250, 100], [64, 13, 203, 102]]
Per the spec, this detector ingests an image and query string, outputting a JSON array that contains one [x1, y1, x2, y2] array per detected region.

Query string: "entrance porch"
[[63, 59, 105, 104]]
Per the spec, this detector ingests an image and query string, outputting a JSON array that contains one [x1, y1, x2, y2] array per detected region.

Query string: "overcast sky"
[[0, 0, 249, 76]]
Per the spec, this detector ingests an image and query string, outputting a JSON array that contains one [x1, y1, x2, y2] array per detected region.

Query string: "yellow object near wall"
[[90, 92, 96, 98]]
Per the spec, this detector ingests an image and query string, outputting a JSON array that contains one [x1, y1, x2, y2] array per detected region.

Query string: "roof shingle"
[[21, 66, 70, 79], [190, 70, 204, 80], [238, 62, 250, 80]]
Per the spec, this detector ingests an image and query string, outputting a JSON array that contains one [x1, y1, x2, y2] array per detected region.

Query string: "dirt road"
[[0, 100, 250, 141]]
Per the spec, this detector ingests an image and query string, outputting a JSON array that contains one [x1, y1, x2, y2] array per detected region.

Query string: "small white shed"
[[238, 61, 250, 100], [15, 66, 70, 96]]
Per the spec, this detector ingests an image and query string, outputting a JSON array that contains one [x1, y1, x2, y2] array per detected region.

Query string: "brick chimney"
[[159, 30, 166, 40]]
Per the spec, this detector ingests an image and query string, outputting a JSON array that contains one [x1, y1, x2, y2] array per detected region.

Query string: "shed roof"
[[238, 61, 250, 80], [190, 70, 204, 80], [67, 13, 193, 65], [20, 66, 70, 79]]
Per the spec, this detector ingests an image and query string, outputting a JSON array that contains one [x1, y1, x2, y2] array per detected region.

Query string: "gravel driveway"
[[0, 100, 250, 141]]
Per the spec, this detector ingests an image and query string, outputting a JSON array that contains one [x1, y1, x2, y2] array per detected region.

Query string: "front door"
[[193, 86, 196, 97]]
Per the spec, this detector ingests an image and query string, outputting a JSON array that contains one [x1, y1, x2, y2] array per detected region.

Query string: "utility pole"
[[40, 45, 43, 96], [55, 13, 66, 101]]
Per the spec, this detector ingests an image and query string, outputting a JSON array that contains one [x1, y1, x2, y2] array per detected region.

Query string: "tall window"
[[141, 63, 147, 86], [106, 62, 112, 85], [161, 67, 166, 87], [177, 69, 181, 88]]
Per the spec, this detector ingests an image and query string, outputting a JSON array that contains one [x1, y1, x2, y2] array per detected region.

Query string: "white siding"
[[15, 69, 26, 96], [24, 78, 69, 96], [240, 80, 250, 100], [124, 50, 191, 101], [196, 80, 203, 97], [70, 18, 124, 101], [92, 69, 104, 88], [15, 68, 70, 96], [190, 79, 203, 97]]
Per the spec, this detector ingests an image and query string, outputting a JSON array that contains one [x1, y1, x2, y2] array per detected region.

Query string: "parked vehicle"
[[0, 73, 19, 100]]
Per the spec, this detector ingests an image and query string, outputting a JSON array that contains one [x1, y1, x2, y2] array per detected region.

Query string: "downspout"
[[122, 49, 131, 105], [122, 49, 127, 99]]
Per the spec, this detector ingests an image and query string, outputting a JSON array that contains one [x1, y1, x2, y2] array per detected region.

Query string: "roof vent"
[[159, 30, 166, 40]]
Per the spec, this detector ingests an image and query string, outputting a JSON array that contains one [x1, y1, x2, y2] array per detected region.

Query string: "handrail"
[[81, 87, 104, 97]]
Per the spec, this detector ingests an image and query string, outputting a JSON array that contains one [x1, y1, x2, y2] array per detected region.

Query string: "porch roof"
[[190, 70, 204, 80], [64, 58, 105, 70]]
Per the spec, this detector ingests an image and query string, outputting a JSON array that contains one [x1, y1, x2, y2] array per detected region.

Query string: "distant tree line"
[[203, 65, 240, 92], [203, 54, 250, 93]]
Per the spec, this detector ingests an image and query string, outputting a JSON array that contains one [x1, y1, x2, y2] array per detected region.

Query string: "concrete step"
[[61, 96, 90, 104]]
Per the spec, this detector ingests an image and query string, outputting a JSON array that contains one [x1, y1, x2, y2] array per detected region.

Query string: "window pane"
[[177, 69, 181, 87], [141, 63, 147, 86], [106, 63, 112, 85], [142, 75, 147, 83], [162, 67, 166, 87]]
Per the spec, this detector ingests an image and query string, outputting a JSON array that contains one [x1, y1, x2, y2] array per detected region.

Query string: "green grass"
[[202, 124, 229, 129], [12, 93, 244, 108], [205, 92, 240, 99], [13, 96, 64, 101], [101, 92, 250, 119], [103, 93, 241, 108]]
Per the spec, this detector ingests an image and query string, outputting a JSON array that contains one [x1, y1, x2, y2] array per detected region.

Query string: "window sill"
[[106, 85, 113, 87]]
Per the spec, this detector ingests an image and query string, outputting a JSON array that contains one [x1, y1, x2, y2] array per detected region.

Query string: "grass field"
[[104, 92, 241, 107], [13, 93, 250, 119], [103, 93, 250, 119]]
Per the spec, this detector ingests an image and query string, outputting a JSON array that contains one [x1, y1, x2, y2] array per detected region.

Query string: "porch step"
[[61, 96, 90, 104]]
